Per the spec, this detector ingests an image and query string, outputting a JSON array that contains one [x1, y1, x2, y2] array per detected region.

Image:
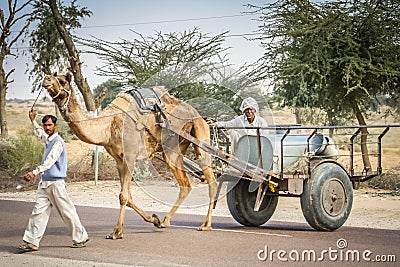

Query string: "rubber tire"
[[227, 179, 278, 226], [301, 162, 353, 231]]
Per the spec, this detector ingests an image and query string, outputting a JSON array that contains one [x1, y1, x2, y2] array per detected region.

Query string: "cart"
[[102, 86, 400, 232], [169, 122, 398, 231], [132, 86, 398, 231]]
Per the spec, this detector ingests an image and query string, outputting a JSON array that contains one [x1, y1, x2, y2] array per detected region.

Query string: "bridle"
[[50, 76, 72, 112]]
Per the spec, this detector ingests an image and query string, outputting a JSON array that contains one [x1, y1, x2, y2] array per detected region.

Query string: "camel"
[[41, 72, 218, 239]]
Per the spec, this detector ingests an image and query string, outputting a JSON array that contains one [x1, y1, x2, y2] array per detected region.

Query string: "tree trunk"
[[326, 109, 334, 138], [0, 65, 8, 138], [47, 0, 96, 112], [294, 107, 302, 125], [0, 88, 8, 138], [353, 103, 371, 172]]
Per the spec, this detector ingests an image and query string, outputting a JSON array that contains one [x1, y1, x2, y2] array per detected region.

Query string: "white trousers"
[[23, 180, 88, 247]]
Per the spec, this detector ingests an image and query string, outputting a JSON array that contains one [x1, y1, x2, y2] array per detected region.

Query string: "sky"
[[3, 0, 270, 99]]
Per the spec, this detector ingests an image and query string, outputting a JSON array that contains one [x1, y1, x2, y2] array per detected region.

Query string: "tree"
[[29, 0, 95, 111], [251, 0, 400, 171], [80, 29, 230, 87], [28, 1, 91, 87], [92, 79, 122, 109], [0, 0, 33, 137], [78, 28, 266, 116]]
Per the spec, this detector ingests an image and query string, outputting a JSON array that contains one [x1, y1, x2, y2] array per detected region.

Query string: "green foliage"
[[251, 0, 400, 124], [78, 28, 265, 112], [80, 29, 224, 87], [0, 133, 43, 176], [79, 28, 229, 86], [93, 79, 123, 109], [27, 0, 92, 91]]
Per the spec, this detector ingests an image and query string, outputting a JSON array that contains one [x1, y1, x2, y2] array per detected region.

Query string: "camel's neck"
[[58, 91, 109, 146]]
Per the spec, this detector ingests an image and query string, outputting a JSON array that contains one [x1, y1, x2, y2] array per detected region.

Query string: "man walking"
[[18, 110, 89, 253]]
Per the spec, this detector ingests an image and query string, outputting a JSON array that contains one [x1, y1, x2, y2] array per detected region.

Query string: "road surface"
[[0, 200, 398, 266]]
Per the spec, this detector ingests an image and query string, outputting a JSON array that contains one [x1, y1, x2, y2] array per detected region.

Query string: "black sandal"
[[17, 243, 38, 253], [71, 238, 90, 248]]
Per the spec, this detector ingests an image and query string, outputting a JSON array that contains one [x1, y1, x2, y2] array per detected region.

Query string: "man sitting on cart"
[[213, 97, 268, 152]]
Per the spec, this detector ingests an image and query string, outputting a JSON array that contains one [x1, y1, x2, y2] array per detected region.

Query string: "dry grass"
[[364, 166, 400, 190]]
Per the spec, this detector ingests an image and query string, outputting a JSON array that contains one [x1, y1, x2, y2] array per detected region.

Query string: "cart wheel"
[[227, 179, 278, 226], [301, 162, 353, 231]]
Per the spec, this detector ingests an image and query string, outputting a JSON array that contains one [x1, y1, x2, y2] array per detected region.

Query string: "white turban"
[[239, 97, 259, 113]]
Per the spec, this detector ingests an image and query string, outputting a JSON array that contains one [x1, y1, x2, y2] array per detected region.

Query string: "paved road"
[[1, 200, 398, 266]]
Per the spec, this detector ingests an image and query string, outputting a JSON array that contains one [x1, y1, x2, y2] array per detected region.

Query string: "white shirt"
[[32, 120, 64, 188], [217, 114, 268, 137]]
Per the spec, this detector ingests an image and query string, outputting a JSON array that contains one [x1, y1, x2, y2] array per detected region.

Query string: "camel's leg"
[[106, 160, 161, 240], [192, 122, 218, 231], [120, 162, 161, 228], [125, 196, 161, 227], [106, 162, 128, 240], [160, 151, 192, 228], [197, 166, 218, 231]]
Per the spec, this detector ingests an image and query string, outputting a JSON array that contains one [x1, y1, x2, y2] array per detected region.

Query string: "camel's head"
[[42, 72, 73, 111]]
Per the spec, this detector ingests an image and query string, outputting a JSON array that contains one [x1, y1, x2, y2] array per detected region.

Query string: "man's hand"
[[23, 172, 35, 182], [29, 109, 37, 122]]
